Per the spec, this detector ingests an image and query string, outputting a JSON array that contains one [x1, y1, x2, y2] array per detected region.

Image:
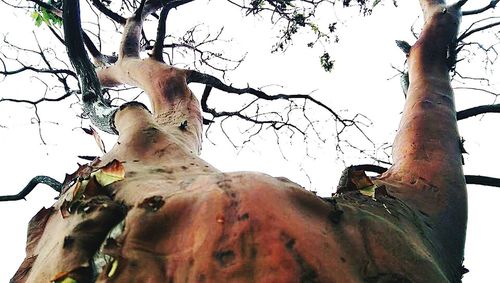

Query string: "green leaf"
[[372, 0, 381, 8], [359, 184, 377, 198], [59, 277, 78, 283], [31, 11, 39, 20], [34, 15, 43, 27], [31, 7, 63, 27]]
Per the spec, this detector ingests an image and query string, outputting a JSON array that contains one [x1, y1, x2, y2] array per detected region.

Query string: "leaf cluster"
[[31, 5, 62, 27], [320, 52, 334, 72]]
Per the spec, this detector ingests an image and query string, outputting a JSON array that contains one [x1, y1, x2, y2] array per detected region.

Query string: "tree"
[[1, 0, 500, 282]]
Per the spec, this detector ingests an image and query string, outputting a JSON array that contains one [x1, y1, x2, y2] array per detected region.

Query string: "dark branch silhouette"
[[465, 175, 500, 187], [89, 0, 127, 24], [0, 176, 62, 201], [457, 104, 500, 120], [462, 0, 499, 16], [151, 6, 169, 62], [63, 0, 117, 133], [458, 19, 500, 42]]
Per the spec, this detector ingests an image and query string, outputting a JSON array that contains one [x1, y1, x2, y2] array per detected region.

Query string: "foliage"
[[320, 51, 334, 72], [31, 6, 62, 27]]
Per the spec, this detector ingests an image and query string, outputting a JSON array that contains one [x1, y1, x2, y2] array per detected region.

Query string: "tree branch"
[[82, 32, 118, 65], [119, 0, 150, 58], [457, 104, 500, 120], [188, 69, 373, 143], [462, 0, 499, 16], [150, 0, 197, 61], [0, 65, 76, 77], [0, 176, 62, 202], [187, 70, 344, 122], [352, 164, 387, 174], [27, 0, 118, 66], [27, 0, 61, 16], [465, 175, 500, 187], [349, 165, 500, 188], [89, 0, 127, 24], [63, 0, 117, 133], [458, 20, 500, 42], [0, 91, 74, 105], [200, 85, 307, 135], [152, 6, 170, 62]]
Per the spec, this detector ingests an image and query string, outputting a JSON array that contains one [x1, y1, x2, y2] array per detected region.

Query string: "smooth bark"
[[11, 0, 471, 282]]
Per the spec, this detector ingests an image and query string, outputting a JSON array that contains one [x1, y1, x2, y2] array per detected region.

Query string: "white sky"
[[0, 0, 499, 281]]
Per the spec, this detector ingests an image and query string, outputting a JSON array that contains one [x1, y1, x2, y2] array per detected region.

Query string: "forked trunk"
[[12, 0, 468, 282]]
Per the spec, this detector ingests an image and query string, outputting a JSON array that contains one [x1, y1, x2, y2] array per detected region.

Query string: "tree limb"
[[150, 0, 197, 61], [119, 0, 150, 58], [89, 0, 127, 24], [0, 176, 62, 202], [27, 0, 118, 66], [151, 6, 170, 62], [465, 175, 500, 187], [350, 165, 500, 188], [352, 164, 387, 174], [63, 0, 117, 133], [188, 69, 374, 143], [457, 104, 500, 120], [458, 20, 500, 42], [200, 85, 307, 134], [0, 65, 76, 77], [187, 70, 345, 122], [0, 91, 74, 105], [27, 0, 61, 16], [82, 32, 118, 65], [462, 0, 499, 16]]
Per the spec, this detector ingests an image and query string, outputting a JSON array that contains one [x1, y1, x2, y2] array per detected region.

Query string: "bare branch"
[[453, 0, 468, 8], [352, 164, 387, 174], [465, 175, 500, 187], [89, 0, 127, 24], [63, 0, 117, 133], [462, 0, 499, 16], [458, 20, 500, 42], [454, 86, 499, 97], [188, 70, 343, 122], [457, 104, 500, 120], [152, 7, 170, 62], [0, 65, 75, 77], [82, 32, 118, 65], [188, 69, 373, 145], [0, 176, 62, 202], [200, 85, 307, 135], [0, 91, 74, 105]]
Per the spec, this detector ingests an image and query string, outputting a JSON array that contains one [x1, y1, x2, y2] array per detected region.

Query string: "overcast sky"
[[0, 0, 499, 281]]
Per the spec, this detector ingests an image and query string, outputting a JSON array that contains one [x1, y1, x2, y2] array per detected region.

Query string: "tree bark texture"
[[12, 0, 468, 282]]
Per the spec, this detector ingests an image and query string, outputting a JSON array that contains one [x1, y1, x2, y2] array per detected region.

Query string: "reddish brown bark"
[[12, 0, 469, 282], [376, 0, 467, 276]]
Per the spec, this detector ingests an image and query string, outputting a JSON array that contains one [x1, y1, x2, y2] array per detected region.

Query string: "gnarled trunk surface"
[[12, 0, 468, 282]]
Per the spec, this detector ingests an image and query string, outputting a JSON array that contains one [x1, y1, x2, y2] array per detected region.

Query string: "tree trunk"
[[12, 0, 468, 282]]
